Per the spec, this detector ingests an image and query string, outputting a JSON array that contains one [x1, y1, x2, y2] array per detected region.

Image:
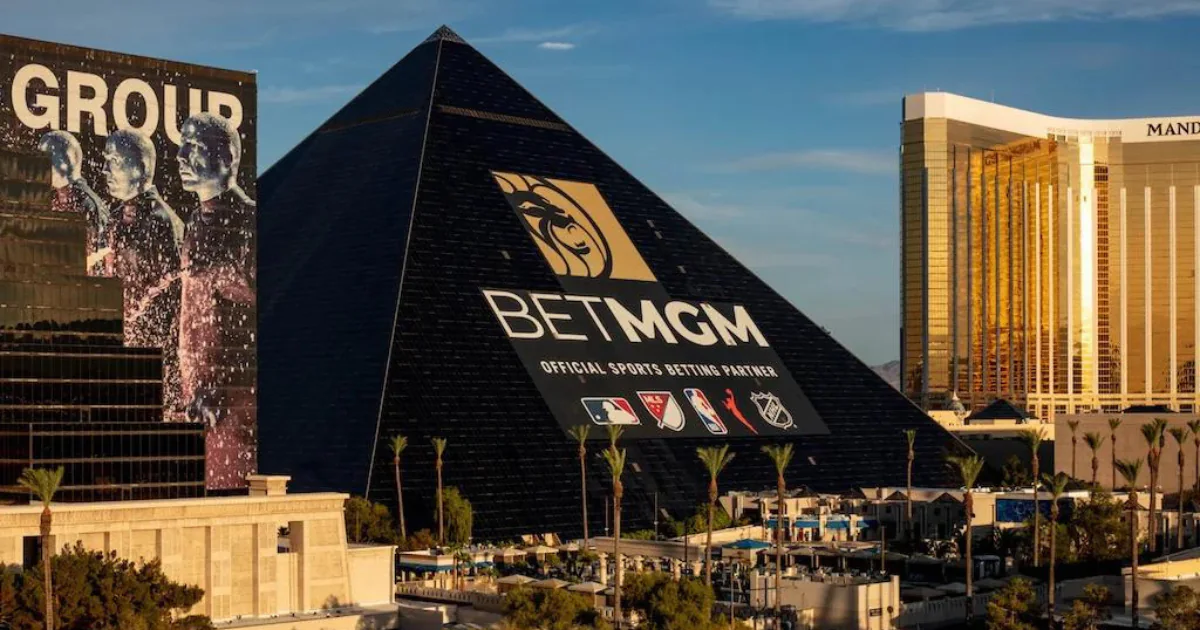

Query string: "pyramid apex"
[[424, 25, 466, 44]]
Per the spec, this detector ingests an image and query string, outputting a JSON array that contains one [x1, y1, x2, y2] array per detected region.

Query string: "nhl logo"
[[751, 392, 793, 429]]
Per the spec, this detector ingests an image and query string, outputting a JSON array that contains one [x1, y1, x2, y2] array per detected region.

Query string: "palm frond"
[[1042, 472, 1070, 499], [904, 429, 917, 449], [1170, 426, 1190, 445], [1083, 432, 1106, 451], [568, 425, 592, 445], [761, 444, 795, 475], [697, 445, 735, 480], [390, 434, 408, 456], [1115, 458, 1144, 487], [602, 447, 627, 479], [605, 425, 625, 448], [432, 437, 448, 457], [16, 466, 64, 506], [947, 455, 985, 489], [1019, 427, 1045, 450]]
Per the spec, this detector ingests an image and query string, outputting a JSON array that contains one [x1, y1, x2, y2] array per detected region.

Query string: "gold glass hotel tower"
[[902, 93, 1200, 420]]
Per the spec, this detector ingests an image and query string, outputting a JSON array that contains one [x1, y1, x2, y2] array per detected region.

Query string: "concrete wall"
[[770, 574, 900, 630], [0, 492, 392, 624], [1058, 413, 1199, 489]]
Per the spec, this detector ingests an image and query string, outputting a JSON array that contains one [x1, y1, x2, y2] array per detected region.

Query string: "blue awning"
[[795, 520, 820, 528], [826, 521, 849, 530], [725, 539, 772, 550]]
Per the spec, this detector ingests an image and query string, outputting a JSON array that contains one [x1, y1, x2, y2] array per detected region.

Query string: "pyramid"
[[258, 26, 961, 539]]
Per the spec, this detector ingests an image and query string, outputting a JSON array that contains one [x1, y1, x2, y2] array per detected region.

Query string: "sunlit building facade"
[[902, 93, 1200, 420]]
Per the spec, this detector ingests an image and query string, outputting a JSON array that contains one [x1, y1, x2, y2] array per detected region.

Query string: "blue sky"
[[9, 0, 1200, 365]]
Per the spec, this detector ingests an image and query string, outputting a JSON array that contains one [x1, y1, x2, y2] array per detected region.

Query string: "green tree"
[[1116, 458, 1145, 629], [432, 437, 448, 545], [602, 425, 627, 625], [1001, 454, 1030, 489], [761, 443, 794, 621], [1084, 432, 1107, 489], [18, 465, 63, 630], [1062, 584, 1111, 630], [389, 434, 408, 541], [1069, 491, 1130, 562], [1068, 419, 1081, 479], [1110, 417, 1124, 489], [1044, 472, 1070, 618], [344, 496, 398, 544], [1019, 428, 1046, 567], [1152, 585, 1200, 630], [1141, 419, 1168, 553], [623, 572, 727, 630], [1171, 426, 1192, 552], [7, 542, 211, 630], [948, 454, 985, 612], [569, 425, 592, 545], [696, 444, 735, 587], [443, 486, 473, 545], [503, 585, 611, 630], [905, 429, 917, 539], [1190, 420, 1200, 497], [986, 576, 1039, 630], [398, 529, 437, 551]]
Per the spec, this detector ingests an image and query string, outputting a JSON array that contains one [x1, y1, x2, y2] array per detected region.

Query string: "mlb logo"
[[638, 391, 685, 431], [581, 397, 641, 426], [684, 388, 727, 435]]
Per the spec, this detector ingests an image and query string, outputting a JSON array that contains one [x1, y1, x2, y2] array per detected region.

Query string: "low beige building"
[[755, 572, 900, 630], [0, 475, 396, 628]]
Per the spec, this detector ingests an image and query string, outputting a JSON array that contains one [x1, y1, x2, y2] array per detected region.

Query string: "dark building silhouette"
[[258, 26, 962, 539], [0, 149, 205, 503]]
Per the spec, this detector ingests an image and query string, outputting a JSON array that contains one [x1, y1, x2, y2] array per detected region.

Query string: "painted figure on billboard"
[[1, 39, 258, 489], [37, 130, 106, 263], [102, 129, 184, 409], [177, 113, 256, 482]]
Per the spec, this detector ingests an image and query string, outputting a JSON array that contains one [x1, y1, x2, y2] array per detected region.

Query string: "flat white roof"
[[904, 92, 1200, 144]]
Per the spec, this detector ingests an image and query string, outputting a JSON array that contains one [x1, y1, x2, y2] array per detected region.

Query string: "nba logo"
[[684, 388, 727, 435]]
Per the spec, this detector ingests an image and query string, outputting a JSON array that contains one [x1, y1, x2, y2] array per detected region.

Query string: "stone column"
[[598, 553, 609, 585]]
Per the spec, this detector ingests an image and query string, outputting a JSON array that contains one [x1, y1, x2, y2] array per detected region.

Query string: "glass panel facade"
[[0, 149, 205, 503], [902, 94, 1200, 420]]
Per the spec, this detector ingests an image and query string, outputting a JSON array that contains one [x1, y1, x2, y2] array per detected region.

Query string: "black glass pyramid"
[[258, 26, 961, 539]]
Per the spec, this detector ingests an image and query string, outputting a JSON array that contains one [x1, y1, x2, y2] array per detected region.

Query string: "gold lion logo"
[[493, 172, 655, 282]]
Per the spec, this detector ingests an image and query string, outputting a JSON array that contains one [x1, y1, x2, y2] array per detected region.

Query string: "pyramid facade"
[[259, 27, 961, 539]]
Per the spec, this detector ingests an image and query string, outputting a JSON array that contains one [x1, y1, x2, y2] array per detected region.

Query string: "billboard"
[[485, 172, 828, 439], [0, 35, 256, 489]]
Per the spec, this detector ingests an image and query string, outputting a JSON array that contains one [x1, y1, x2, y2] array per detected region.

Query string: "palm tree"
[[1044, 472, 1069, 619], [1084, 432, 1107, 490], [1067, 419, 1081, 479], [1170, 426, 1191, 552], [696, 445, 735, 586], [948, 454, 985, 620], [18, 466, 64, 630], [432, 437, 448, 545], [1140, 419, 1167, 553], [1115, 458, 1144, 629], [905, 429, 917, 539], [762, 444, 794, 621], [1019, 427, 1046, 566], [1110, 417, 1124, 489], [568, 425, 592, 545], [389, 434, 408, 541], [602, 443, 628, 626], [1190, 420, 1200, 495]]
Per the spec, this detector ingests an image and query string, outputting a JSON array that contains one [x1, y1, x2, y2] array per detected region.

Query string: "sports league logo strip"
[[637, 391, 685, 431]]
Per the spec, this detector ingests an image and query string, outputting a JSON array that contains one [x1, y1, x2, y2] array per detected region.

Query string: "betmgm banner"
[[485, 172, 828, 439], [0, 35, 256, 489]]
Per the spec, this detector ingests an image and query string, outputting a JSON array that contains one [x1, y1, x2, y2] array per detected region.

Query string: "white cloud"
[[709, 0, 1200, 30], [260, 84, 360, 104], [473, 24, 592, 44], [538, 41, 577, 51], [714, 149, 895, 175]]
